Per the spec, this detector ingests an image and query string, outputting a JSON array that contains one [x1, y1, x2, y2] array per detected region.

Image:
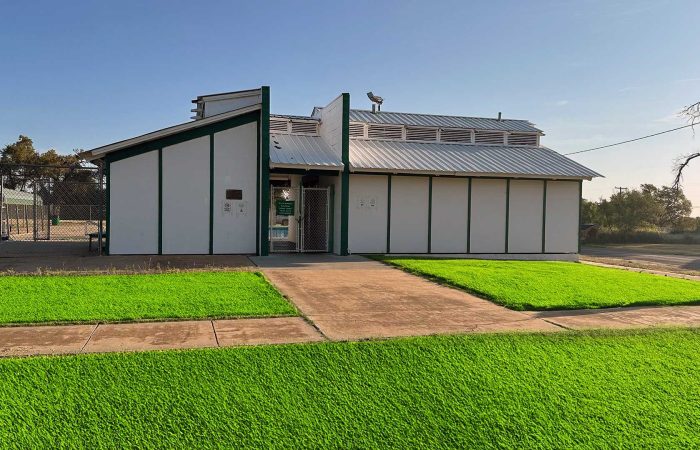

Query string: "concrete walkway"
[[1, 254, 699, 358], [254, 255, 700, 339], [0, 317, 324, 357]]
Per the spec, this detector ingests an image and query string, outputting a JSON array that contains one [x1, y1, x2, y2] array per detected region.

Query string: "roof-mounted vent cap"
[[497, 112, 502, 121]]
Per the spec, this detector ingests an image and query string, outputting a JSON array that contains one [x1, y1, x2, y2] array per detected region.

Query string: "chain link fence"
[[0, 164, 105, 253]]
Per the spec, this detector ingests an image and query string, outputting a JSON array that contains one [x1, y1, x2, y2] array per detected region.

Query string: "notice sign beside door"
[[275, 200, 295, 216]]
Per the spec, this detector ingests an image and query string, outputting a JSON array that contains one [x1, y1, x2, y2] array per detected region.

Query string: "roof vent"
[[349, 122, 366, 138], [367, 124, 403, 140], [474, 130, 505, 145], [406, 126, 438, 142], [290, 120, 318, 135], [269, 118, 289, 133], [507, 133, 538, 146], [440, 128, 472, 143]]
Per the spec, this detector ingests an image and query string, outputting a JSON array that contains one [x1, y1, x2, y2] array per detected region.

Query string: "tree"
[[655, 186, 692, 230], [673, 101, 700, 190], [1, 135, 94, 189]]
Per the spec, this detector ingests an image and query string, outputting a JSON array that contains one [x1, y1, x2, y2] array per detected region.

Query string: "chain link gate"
[[1, 164, 105, 253], [270, 186, 330, 253]]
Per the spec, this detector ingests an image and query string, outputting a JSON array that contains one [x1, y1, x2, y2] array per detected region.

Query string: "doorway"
[[270, 185, 330, 253]]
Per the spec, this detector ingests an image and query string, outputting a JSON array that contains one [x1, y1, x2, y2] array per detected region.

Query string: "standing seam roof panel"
[[348, 139, 601, 178]]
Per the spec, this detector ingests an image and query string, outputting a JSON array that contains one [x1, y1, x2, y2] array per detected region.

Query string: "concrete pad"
[[262, 262, 559, 340], [528, 305, 700, 330], [0, 324, 96, 357], [83, 321, 217, 353], [214, 317, 324, 346]]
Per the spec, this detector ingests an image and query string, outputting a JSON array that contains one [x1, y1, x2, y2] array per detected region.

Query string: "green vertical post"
[[578, 179, 583, 254], [467, 177, 472, 254], [386, 175, 392, 253], [505, 178, 510, 253], [260, 86, 271, 256], [340, 93, 350, 256], [158, 148, 163, 255], [427, 176, 433, 253], [209, 134, 214, 255], [105, 162, 110, 255], [542, 179, 548, 253], [328, 184, 335, 253]]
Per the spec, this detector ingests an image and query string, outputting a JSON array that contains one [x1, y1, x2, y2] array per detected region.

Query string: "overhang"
[[269, 133, 343, 171], [349, 139, 602, 180], [83, 104, 261, 161]]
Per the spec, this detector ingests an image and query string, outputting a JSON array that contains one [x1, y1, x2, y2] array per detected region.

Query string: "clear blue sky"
[[1, 0, 699, 211]]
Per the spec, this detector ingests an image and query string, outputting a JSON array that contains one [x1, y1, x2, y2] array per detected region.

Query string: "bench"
[[88, 232, 107, 252]]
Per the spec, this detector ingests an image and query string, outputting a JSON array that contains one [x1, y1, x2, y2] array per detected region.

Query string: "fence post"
[[33, 180, 38, 241]]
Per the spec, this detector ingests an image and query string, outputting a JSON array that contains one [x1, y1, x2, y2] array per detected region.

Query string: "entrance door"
[[300, 187, 329, 252], [269, 186, 330, 253]]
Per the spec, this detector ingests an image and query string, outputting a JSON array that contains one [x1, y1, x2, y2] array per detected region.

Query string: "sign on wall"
[[275, 200, 295, 216]]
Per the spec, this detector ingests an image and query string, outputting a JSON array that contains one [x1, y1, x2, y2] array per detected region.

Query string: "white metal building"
[[84, 86, 601, 257]]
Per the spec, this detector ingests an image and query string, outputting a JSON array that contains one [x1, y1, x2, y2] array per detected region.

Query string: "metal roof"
[[349, 139, 601, 179], [349, 109, 542, 133], [270, 134, 343, 170], [85, 104, 261, 160]]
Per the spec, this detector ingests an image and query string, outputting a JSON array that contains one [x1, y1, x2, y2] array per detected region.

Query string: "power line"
[[564, 122, 696, 156]]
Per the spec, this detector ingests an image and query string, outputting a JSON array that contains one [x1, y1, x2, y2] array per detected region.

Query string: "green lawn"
[[0, 272, 296, 324], [379, 258, 700, 310], [1, 329, 698, 447]]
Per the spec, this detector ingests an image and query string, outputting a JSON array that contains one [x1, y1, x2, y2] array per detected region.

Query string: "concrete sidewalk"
[[0, 317, 324, 358], [256, 255, 700, 340], [1, 254, 699, 358]]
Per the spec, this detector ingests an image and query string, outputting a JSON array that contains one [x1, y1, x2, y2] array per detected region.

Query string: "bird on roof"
[[367, 92, 383, 105]]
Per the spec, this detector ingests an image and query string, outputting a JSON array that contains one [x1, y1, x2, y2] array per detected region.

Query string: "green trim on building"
[[505, 178, 510, 253], [103, 112, 259, 165], [542, 179, 548, 253], [260, 86, 271, 256], [427, 176, 433, 253], [158, 148, 163, 255], [105, 163, 110, 255], [386, 175, 392, 253], [256, 119, 261, 254], [328, 184, 335, 252], [340, 93, 350, 256], [578, 179, 583, 254], [208, 134, 214, 255], [467, 177, 472, 254]]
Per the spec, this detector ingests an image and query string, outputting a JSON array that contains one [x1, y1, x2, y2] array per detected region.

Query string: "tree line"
[[582, 184, 696, 233]]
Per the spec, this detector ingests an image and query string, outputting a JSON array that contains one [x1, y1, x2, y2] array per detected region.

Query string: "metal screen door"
[[270, 186, 330, 253]]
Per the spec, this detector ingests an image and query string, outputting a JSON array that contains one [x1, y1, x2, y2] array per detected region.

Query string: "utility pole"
[[614, 186, 628, 195]]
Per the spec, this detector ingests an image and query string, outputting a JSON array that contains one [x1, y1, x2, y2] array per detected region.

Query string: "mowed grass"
[[379, 258, 700, 310], [0, 272, 295, 324], [1, 329, 699, 448]]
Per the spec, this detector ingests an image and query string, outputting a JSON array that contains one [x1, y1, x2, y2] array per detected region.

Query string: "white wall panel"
[[430, 177, 468, 253], [470, 178, 507, 253], [348, 174, 388, 253], [162, 136, 210, 254], [109, 151, 159, 254], [213, 122, 257, 254], [545, 181, 580, 253], [390, 176, 429, 253], [508, 180, 544, 253]]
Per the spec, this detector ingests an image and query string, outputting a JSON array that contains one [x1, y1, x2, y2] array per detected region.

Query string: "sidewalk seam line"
[[80, 323, 100, 353], [211, 320, 221, 347], [539, 318, 573, 330]]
